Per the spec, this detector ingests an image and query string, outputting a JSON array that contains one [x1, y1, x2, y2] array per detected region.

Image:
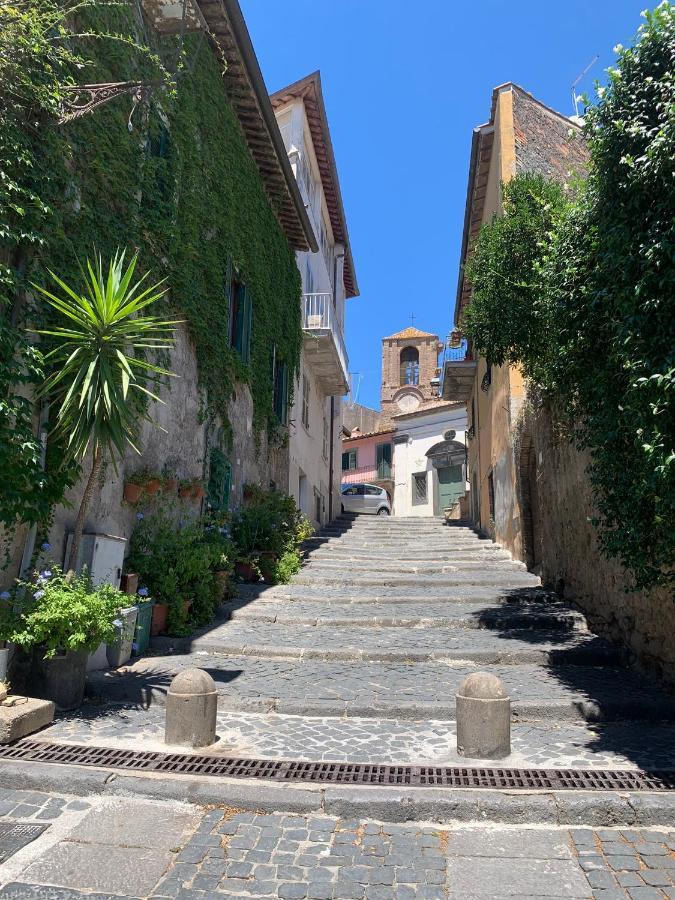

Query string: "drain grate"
[[1, 739, 674, 792], [0, 822, 49, 864]]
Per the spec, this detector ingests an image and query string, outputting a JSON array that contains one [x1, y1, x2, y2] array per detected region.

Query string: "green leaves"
[[32, 250, 180, 464]]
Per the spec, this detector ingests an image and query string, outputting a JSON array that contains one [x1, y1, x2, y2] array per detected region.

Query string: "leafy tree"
[[462, 3, 675, 590], [33, 251, 178, 570]]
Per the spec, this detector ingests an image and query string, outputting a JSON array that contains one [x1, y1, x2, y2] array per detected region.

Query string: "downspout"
[[329, 249, 345, 522]]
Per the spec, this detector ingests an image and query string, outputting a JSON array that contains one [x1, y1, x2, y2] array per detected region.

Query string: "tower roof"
[[384, 326, 437, 340]]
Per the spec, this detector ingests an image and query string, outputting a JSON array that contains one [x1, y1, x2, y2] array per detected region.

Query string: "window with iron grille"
[[342, 449, 357, 471], [412, 471, 427, 505], [302, 374, 310, 429]]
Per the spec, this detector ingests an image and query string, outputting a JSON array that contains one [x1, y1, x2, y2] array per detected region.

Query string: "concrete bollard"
[[165, 668, 218, 748], [456, 672, 510, 759]]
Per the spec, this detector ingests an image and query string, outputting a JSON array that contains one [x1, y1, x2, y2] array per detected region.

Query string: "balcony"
[[302, 293, 349, 395], [441, 337, 477, 403], [341, 462, 393, 486]]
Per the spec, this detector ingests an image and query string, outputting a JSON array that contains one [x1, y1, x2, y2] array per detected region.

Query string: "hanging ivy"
[[1, 1, 302, 541], [463, 2, 675, 591]]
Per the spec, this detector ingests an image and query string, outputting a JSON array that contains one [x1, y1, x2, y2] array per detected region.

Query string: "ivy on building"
[[0, 1, 302, 539], [462, 2, 675, 591]]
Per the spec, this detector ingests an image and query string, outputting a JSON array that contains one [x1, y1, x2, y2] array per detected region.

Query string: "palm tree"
[[33, 250, 179, 571]]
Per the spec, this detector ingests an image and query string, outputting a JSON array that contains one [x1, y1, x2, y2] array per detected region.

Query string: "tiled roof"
[[384, 326, 437, 340]]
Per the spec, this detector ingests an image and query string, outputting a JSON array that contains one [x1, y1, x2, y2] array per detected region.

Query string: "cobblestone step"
[[153, 620, 615, 666], [39, 705, 675, 770], [305, 545, 513, 559], [88, 656, 675, 723], [235, 583, 570, 604], [292, 570, 541, 589], [222, 598, 587, 631], [301, 558, 527, 574]]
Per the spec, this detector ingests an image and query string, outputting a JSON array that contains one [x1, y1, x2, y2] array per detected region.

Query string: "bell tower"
[[380, 326, 442, 425]]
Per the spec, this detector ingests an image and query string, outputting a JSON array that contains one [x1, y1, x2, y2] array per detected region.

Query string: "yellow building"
[[442, 83, 587, 562]]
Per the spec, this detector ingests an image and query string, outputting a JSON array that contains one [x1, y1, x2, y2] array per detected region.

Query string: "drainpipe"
[[329, 249, 346, 522]]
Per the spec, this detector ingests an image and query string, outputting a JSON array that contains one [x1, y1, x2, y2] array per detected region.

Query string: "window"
[[412, 472, 427, 505], [226, 258, 252, 364], [488, 471, 495, 522], [301, 373, 310, 429], [342, 449, 357, 471], [273, 356, 288, 425], [207, 448, 231, 513], [322, 411, 329, 459], [400, 346, 419, 386], [342, 484, 364, 495], [376, 442, 392, 479], [365, 485, 381, 496]]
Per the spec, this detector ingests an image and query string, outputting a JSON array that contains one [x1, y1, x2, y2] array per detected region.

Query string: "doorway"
[[435, 464, 464, 515]]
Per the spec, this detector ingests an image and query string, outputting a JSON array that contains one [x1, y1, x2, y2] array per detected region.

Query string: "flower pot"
[[123, 482, 142, 504], [106, 605, 138, 668], [145, 478, 162, 496], [151, 602, 169, 636], [133, 600, 153, 656], [214, 570, 230, 600], [259, 552, 276, 584], [29, 648, 88, 710], [191, 484, 204, 499], [120, 573, 139, 595], [178, 486, 192, 499], [163, 478, 178, 493], [86, 642, 108, 672], [235, 561, 257, 582]]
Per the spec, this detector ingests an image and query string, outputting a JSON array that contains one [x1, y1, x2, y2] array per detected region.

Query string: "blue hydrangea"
[[0, 591, 10, 601], [136, 511, 145, 521], [40, 542, 51, 552], [34, 590, 45, 600], [138, 587, 149, 597]]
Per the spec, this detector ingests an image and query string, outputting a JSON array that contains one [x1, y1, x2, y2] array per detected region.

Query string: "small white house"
[[392, 402, 468, 517]]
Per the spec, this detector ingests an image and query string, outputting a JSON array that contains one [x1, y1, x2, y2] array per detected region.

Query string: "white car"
[[340, 483, 391, 516]]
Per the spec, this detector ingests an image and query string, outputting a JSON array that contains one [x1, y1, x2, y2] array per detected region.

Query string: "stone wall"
[[516, 401, 675, 687], [512, 88, 588, 181]]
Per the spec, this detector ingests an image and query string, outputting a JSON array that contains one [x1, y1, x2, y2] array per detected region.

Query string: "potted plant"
[[234, 555, 258, 582], [12, 569, 122, 709], [178, 479, 193, 499], [123, 472, 144, 505], [32, 250, 177, 574], [144, 472, 162, 496], [191, 481, 205, 500], [162, 468, 178, 493]]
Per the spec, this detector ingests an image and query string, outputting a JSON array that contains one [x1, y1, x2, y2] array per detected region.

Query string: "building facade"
[[340, 428, 395, 502], [392, 403, 467, 517], [271, 73, 358, 527]]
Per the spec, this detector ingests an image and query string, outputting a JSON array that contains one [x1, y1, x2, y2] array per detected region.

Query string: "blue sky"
[[241, 0, 649, 410]]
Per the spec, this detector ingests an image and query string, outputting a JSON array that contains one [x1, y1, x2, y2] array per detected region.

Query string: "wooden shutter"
[[225, 256, 233, 346], [242, 286, 252, 365]]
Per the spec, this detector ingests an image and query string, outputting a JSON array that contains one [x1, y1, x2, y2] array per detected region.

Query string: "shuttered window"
[[226, 257, 252, 365], [342, 450, 357, 471]]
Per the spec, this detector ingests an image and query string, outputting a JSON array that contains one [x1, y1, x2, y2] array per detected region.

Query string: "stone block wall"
[[517, 401, 675, 687]]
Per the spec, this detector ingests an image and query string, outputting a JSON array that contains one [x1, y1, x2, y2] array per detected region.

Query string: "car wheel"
[[377, 507, 390, 516]]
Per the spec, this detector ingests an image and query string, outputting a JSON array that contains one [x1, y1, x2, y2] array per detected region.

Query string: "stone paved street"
[[1, 789, 675, 899]]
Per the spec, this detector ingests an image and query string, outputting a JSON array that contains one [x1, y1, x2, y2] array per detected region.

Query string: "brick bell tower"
[[380, 326, 442, 426]]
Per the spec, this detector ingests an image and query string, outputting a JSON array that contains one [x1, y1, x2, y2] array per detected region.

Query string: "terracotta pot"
[[235, 561, 256, 582], [145, 478, 162, 496], [150, 602, 169, 636], [178, 485, 192, 499], [191, 484, 204, 499], [123, 482, 142, 504], [120, 573, 139, 595], [163, 478, 178, 493]]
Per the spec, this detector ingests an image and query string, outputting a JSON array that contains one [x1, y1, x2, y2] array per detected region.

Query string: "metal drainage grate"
[[0, 822, 49, 864], [1, 739, 674, 792]]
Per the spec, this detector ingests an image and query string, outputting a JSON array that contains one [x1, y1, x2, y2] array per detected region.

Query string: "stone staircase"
[[60, 515, 675, 823]]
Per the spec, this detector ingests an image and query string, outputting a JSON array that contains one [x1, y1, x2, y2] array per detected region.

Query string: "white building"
[[271, 73, 358, 526], [392, 402, 468, 517]]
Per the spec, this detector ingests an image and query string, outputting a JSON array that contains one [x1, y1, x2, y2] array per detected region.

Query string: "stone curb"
[[2, 760, 675, 825]]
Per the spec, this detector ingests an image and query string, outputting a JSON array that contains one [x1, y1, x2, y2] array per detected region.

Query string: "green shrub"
[[11, 568, 123, 658], [231, 488, 312, 570]]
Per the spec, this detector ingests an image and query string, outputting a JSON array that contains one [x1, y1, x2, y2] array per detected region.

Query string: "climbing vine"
[[462, 2, 675, 591], [0, 1, 302, 539]]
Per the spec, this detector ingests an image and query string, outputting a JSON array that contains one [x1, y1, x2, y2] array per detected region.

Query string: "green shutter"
[[225, 256, 233, 345], [207, 448, 231, 512], [342, 452, 349, 471], [235, 284, 245, 356], [243, 286, 253, 365]]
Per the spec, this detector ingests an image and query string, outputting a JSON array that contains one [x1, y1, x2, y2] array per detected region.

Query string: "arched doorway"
[[426, 439, 466, 516], [519, 432, 542, 571]]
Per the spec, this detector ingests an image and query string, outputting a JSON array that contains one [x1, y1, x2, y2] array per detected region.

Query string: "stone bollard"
[[165, 668, 217, 748], [456, 672, 510, 759]]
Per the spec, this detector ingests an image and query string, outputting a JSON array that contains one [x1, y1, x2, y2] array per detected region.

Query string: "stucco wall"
[[517, 402, 675, 687], [393, 406, 468, 518]]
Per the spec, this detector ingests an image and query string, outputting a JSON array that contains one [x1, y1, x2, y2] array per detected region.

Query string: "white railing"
[[302, 292, 349, 383]]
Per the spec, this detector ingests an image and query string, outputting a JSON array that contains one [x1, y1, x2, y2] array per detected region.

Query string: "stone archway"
[[519, 430, 542, 571]]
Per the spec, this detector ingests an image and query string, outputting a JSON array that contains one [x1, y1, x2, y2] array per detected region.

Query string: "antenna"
[[571, 55, 599, 117]]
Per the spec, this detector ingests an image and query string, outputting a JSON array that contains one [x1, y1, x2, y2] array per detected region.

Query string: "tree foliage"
[[463, 2, 675, 590]]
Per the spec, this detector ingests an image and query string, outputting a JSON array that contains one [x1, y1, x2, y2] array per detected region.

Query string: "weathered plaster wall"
[[518, 402, 675, 687]]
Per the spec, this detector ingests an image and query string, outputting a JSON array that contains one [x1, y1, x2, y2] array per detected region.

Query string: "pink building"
[[341, 428, 395, 499]]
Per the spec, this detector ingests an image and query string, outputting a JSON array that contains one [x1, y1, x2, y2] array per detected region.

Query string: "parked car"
[[340, 483, 391, 516]]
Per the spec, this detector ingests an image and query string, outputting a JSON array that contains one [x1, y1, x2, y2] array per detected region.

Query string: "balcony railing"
[[302, 292, 349, 388], [341, 463, 391, 485], [443, 337, 473, 363]]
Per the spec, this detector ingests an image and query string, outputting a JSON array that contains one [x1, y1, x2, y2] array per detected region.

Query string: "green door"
[[435, 465, 464, 515], [376, 442, 392, 479]]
